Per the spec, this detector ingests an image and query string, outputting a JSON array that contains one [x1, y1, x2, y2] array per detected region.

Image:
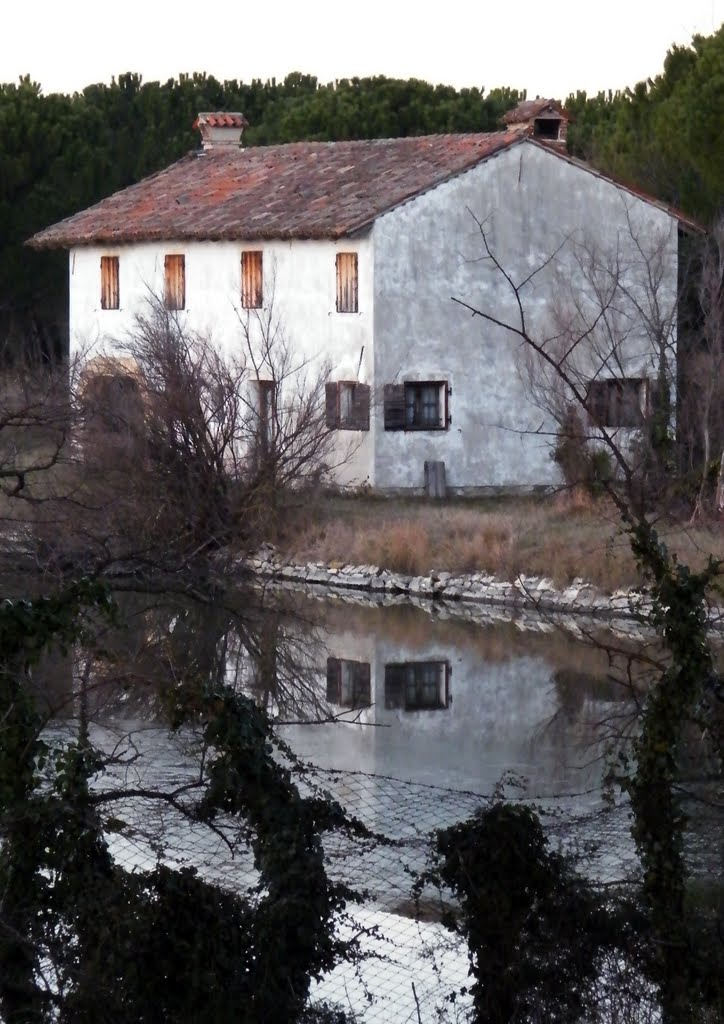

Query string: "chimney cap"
[[194, 112, 249, 149], [500, 98, 571, 126]]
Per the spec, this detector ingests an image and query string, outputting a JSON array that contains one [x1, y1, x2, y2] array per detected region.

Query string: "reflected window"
[[326, 657, 371, 708], [385, 661, 450, 711]]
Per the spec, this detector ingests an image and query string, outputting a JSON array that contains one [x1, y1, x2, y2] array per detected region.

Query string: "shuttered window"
[[241, 250, 263, 309], [336, 252, 358, 313], [384, 662, 450, 711], [325, 381, 370, 431], [326, 657, 371, 708], [164, 254, 186, 310], [384, 381, 449, 431], [100, 256, 119, 310], [585, 379, 647, 428]]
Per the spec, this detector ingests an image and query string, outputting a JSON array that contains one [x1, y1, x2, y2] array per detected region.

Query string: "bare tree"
[[454, 211, 723, 1024], [475, 207, 680, 510], [57, 290, 338, 576]]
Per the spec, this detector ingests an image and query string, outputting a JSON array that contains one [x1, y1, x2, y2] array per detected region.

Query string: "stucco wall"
[[371, 141, 679, 491], [68, 236, 376, 486]]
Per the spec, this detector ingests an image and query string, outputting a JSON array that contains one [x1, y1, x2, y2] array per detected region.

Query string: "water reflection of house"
[[285, 600, 623, 798]]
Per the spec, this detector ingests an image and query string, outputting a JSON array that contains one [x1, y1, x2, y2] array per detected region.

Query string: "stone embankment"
[[241, 546, 724, 632]]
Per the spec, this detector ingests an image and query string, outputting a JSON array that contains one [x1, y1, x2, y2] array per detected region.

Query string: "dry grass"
[[282, 490, 724, 594]]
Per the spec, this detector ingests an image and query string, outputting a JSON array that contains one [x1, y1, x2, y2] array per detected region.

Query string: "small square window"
[[241, 250, 263, 309], [405, 382, 444, 429], [533, 117, 561, 140], [325, 381, 370, 431], [164, 254, 185, 310], [100, 256, 119, 310], [384, 661, 450, 711], [384, 381, 448, 431], [585, 378, 647, 428], [336, 252, 358, 313]]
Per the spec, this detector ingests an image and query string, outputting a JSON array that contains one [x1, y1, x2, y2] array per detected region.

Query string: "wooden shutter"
[[241, 250, 263, 308], [350, 383, 370, 431], [326, 657, 342, 703], [164, 254, 185, 310], [325, 382, 339, 429], [383, 384, 406, 431], [384, 663, 405, 708], [336, 252, 358, 313], [585, 381, 606, 425], [100, 256, 119, 310]]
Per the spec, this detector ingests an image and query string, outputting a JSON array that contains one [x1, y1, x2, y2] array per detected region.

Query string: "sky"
[[2, 0, 722, 101]]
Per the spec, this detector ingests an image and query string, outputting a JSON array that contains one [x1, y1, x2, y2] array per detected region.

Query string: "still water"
[[43, 585, 709, 1023]]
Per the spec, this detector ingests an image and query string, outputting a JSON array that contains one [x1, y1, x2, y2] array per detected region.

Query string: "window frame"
[[335, 252, 359, 313], [384, 661, 451, 711], [325, 380, 370, 431], [383, 380, 449, 432], [100, 255, 120, 310], [241, 250, 263, 309], [585, 378, 648, 429], [164, 253, 186, 311], [326, 657, 372, 709]]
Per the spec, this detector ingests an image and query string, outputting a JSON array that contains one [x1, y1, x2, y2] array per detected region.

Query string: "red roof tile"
[[28, 133, 521, 248], [502, 98, 571, 123], [27, 132, 701, 249], [193, 112, 248, 129]]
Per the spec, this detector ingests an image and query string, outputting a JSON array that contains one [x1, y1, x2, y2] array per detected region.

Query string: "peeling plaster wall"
[[371, 141, 679, 492], [68, 236, 375, 487]]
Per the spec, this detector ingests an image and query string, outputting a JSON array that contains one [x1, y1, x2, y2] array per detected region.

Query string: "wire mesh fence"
[[94, 724, 636, 1024]]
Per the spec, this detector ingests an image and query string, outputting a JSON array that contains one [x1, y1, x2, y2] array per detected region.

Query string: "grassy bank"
[[282, 490, 724, 594]]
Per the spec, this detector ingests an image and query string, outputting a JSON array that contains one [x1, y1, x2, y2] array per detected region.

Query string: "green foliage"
[[566, 25, 724, 223], [612, 519, 724, 1021], [551, 406, 613, 495], [0, 580, 364, 1023], [416, 801, 643, 1024]]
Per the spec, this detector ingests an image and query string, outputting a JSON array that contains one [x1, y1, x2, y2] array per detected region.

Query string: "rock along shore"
[[239, 546, 724, 633]]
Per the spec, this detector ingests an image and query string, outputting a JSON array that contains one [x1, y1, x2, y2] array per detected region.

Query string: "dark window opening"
[[384, 661, 450, 711], [83, 372, 143, 436], [384, 381, 448, 431], [585, 378, 648, 428], [336, 252, 359, 313], [256, 379, 276, 451], [325, 381, 370, 430], [533, 117, 561, 140], [100, 256, 119, 310], [164, 254, 185, 310], [241, 250, 263, 308], [326, 657, 371, 708]]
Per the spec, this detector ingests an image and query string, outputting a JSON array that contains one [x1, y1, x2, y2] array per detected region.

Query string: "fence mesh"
[[94, 722, 636, 1024]]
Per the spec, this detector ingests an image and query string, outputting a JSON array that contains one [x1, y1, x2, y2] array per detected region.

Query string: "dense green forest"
[[1, 23, 722, 360]]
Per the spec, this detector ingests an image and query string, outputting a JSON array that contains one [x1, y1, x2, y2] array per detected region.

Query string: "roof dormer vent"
[[194, 112, 249, 150], [501, 99, 570, 149]]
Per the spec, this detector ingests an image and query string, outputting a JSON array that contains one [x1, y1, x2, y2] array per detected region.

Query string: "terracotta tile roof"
[[28, 133, 522, 248], [502, 98, 571, 123], [193, 112, 248, 129], [28, 131, 701, 249]]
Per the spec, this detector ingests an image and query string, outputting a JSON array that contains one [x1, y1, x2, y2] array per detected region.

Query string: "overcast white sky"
[[2, 0, 722, 101]]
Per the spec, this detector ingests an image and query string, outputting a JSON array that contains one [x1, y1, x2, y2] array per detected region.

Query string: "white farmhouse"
[[29, 103, 697, 494]]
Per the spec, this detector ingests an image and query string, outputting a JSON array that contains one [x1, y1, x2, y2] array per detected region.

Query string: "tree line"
[[1, 22, 722, 361]]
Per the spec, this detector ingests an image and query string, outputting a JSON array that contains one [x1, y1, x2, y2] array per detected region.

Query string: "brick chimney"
[[501, 99, 570, 150], [194, 112, 249, 150]]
